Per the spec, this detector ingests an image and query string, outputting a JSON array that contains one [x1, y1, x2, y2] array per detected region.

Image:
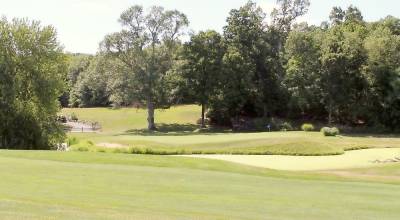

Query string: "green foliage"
[[67, 137, 79, 146], [301, 123, 315, 132], [102, 5, 189, 130], [176, 30, 225, 127], [284, 6, 400, 129], [284, 29, 323, 116], [69, 55, 111, 107], [58, 2, 400, 131], [321, 127, 340, 136], [279, 122, 293, 131], [74, 146, 89, 152], [65, 54, 93, 107], [70, 113, 78, 121], [0, 18, 66, 149]]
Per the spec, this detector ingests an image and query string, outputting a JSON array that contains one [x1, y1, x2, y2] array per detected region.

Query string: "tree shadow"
[[122, 123, 232, 136]]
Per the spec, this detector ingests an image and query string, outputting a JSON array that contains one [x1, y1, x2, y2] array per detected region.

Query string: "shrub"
[[75, 146, 89, 152], [57, 115, 67, 123], [70, 113, 78, 122], [67, 137, 79, 146], [301, 123, 315, 132], [129, 147, 145, 154], [96, 148, 107, 153], [321, 127, 340, 136], [280, 122, 293, 131]]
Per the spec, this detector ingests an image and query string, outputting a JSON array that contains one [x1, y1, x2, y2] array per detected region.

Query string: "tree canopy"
[[101, 5, 188, 130], [60, 1, 400, 131], [0, 18, 66, 149]]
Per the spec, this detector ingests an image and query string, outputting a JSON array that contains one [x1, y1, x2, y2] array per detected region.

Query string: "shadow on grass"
[[121, 123, 232, 136]]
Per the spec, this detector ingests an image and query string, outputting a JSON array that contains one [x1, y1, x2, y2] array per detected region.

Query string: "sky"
[[0, 0, 398, 54]]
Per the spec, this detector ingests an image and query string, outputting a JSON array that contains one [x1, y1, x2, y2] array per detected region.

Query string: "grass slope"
[[0, 151, 399, 220], [62, 105, 201, 133], [62, 106, 400, 156], [71, 131, 400, 156]]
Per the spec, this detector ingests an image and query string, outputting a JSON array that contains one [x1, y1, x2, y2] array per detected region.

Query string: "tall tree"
[[319, 23, 368, 124], [0, 18, 66, 149], [267, 0, 311, 116], [180, 31, 225, 128], [69, 55, 111, 107], [284, 28, 324, 118], [102, 5, 188, 130], [329, 7, 345, 25], [223, 1, 276, 118], [364, 25, 400, 128], [271, 0, 310, 38], [344, 5, 364, 24], [210, 1, 262, 124]]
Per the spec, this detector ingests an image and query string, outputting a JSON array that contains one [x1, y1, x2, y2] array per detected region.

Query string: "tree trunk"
[[147, 97, 156, 131], [328, 102, 333, 126], [263, 103, 269, 118], [1, 134, 5, 148], [201, 103, 206, 128]]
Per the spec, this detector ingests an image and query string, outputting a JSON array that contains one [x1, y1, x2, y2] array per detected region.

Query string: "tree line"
[[63, 1, 400, 131], [2, 0, 399, 149]]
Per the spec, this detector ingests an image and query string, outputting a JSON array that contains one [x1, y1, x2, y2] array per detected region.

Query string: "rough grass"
[[0, 150, 399, 219]]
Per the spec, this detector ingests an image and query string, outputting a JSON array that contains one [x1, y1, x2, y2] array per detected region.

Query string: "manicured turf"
[[62, 105, 201, 133], [63, 106, 400, 156], [70, 131, 400, 155], [0, 150, 399, 220], [1, 106, 398, 219]]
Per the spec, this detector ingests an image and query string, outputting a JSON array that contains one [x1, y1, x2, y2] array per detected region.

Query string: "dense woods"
[[63, 1, 400, 131]]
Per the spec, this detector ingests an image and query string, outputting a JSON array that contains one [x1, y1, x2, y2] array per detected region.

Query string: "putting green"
[[184, 148, 400, 171]]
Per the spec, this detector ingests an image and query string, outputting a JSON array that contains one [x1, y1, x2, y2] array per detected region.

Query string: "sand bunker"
[[184, 148, 400, 171]]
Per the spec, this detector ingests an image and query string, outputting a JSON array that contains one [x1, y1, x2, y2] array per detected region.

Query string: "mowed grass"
[[62, 106, 400, 156], [0, 150, 399, 220], [62, 105, 201, 133]]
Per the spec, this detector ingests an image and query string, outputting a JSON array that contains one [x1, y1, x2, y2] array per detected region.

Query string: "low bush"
[[57, 115, 67, 123], [75, 146, 89, 152], [321, 127, 340, 136], [96, 148, 107, 153], [280, 122, 293, 131], [67, 137, 79, 146], [301, 123, 315, 132], [70, 113, 78, 122]]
